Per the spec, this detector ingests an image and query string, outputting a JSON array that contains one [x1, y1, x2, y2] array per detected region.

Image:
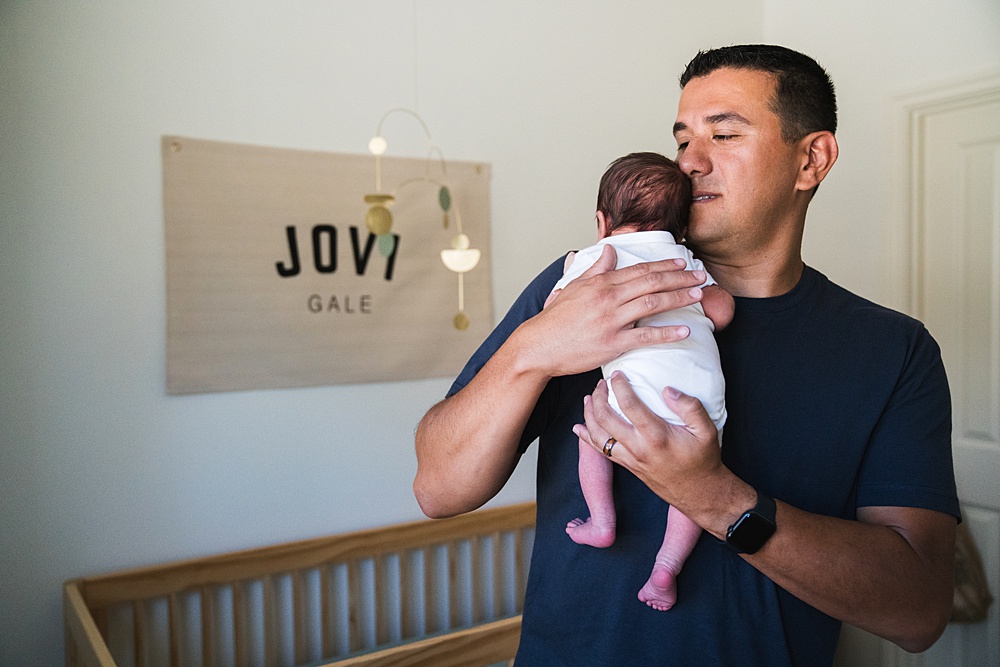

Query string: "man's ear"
[[596, 210, 610, 239], [796, 131, 838, 192]]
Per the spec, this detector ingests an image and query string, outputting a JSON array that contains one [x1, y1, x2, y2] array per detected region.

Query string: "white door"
[[836, 76, 1000, 667], [908, 86, 1000, 667]]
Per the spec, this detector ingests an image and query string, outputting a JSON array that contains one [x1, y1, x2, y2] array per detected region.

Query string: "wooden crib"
[[64, 502, 535, 667]]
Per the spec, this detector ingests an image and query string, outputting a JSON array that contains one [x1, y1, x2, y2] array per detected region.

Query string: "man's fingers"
[[605, 372, 708, 442], [612, 281, 706, 331], [614, 256, 699, 286], [604, 371, 652, 428], [578, 248, 697, 292], [661, 385, 715, 437], [553, 248, 707, 335], [586, 379, 635, 459], [626, 323, 691, 348], [581, 391, 611, 445], [518, 248, 710, 378]]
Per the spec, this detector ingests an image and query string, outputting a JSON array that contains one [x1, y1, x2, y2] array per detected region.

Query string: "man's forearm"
[[753, 502, 955, 652], [413, 327, 551, 518]]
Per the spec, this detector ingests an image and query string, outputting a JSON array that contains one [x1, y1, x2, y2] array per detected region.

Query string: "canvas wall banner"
[[163, 136, 493, 394]]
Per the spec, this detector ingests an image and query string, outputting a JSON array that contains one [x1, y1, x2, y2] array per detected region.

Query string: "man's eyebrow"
[[672, 112, 753, 136], [707, 112, 751, 125]]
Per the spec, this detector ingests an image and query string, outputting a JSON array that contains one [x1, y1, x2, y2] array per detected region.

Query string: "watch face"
[[728, 511, 776, 554]]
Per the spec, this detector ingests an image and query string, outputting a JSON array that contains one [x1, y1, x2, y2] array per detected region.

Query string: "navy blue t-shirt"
[[448, 258, 960, 666]]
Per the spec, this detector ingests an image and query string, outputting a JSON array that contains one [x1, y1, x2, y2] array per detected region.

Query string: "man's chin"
[[684, 219, 713, 245], [684, 224, 726, 255]]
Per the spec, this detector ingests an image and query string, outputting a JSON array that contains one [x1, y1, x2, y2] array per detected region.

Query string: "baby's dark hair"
[[596, 152, 691, 238]]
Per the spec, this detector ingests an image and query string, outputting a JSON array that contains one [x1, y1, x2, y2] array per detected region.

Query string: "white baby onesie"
[[551, 230, 727, 429]]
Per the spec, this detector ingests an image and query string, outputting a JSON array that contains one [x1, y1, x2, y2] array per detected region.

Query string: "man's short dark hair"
[[597, 152, 691, 238], [680, 44, 837, 143]]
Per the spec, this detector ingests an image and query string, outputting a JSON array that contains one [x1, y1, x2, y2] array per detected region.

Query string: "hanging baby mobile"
[[364, 108, 481, 330]]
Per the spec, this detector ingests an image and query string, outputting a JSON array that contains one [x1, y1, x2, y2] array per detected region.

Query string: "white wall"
[[0, 2, 763, 663]]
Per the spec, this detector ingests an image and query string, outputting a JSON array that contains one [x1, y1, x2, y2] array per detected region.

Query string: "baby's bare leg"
[[638, 505, 701, 611], [566, 438, 616, 547]]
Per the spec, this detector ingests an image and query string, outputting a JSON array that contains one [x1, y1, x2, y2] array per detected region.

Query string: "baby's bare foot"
[[565, 517, 616, 548], [638, 563, 678, 611]]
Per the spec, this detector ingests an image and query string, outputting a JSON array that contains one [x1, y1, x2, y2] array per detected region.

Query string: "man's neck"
[[702, 254, 805, 298], [693, 209, 808, 298]]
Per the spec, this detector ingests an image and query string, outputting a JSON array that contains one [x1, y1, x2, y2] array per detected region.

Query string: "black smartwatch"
[[725, 491, 777, 554]]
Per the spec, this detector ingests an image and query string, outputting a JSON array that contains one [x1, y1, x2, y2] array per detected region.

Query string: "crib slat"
[[515, 530, 527, 613], [492, 532, 503, 618], [263, 576, 279, 667], [348, 560, 363, 653], [399, 549, 414, 639], [232, 582, 246, 667], [375, 555, 391, 646], [132, 600, 145, 667], [201, 586, 215, 667], [320, 567, 333, 659], [293, 571, 307, 665], [471, 537, 483, 624], [448, 542, 460, 630], [168, 593, 181, 667], [423, 546, 435, 633]]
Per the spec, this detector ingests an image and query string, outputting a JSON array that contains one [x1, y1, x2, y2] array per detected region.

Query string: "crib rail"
[[64, 502, 535, 667]]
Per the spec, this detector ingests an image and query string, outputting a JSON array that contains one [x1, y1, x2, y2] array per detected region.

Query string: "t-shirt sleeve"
[[446, 255, 568, 453], [448, 255, 566, 397], [855, 326, 961, 519]]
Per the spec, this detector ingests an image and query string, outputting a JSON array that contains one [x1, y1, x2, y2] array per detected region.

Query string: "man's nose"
[[678, 140, 711, 177]]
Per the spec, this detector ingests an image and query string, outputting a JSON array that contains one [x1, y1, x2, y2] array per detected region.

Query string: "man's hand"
[[514, 245, 710, 381], [574, 372, 747, 533]]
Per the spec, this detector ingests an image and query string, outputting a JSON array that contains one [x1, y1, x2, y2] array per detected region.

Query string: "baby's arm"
[[700, 284, 735, 331]]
